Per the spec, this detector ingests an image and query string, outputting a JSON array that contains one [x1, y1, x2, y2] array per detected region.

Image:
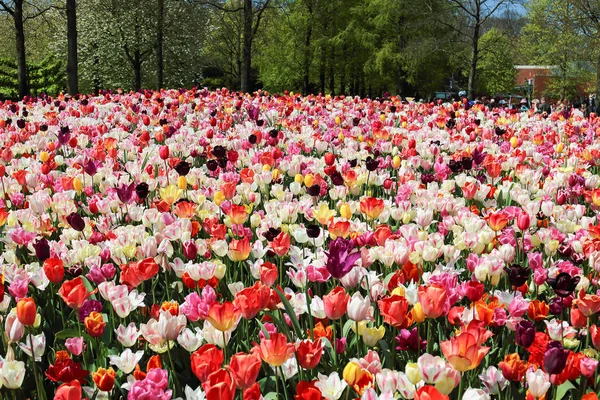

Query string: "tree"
[[570, 0, 600, 99], [477, 27, 516, 95], [520, 0, 590, 100], [435, 0, 516, 98], [66, 0, 77, 94], [0, 0, 53, 97], [156, 0, 164, 89], [194, 0, 272, 92]]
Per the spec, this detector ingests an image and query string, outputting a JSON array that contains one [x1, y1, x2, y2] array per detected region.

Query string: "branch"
[[23, 4, 52, 22], [480, 0, 509, 25], [191, 0, 243, 13], [448, 0, 477, 19], [0, 1, 14, 15], [252, 0, 272, 36]]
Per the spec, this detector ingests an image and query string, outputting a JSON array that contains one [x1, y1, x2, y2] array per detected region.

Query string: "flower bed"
[[0, 89, 599, 400]]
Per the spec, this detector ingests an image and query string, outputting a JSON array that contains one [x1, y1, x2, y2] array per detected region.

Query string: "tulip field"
[[1, 89, 600, 400]]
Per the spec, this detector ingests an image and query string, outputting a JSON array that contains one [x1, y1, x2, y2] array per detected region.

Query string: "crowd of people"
[[458, 91, 598, 118]]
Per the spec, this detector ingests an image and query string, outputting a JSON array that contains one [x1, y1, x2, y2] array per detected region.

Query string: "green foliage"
[[477, 28, 517, 95], [0, 55, 64, 98]]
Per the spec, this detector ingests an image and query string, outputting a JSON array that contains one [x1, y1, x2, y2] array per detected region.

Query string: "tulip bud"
[[159, 145, 170, 160], [73, 177, 83, 193], [339, 204, 352, 220], [16, 298, 36, 326], [183, 240, 198, 260], [516, 213, 531, 231], [177, 176, 187, 190]]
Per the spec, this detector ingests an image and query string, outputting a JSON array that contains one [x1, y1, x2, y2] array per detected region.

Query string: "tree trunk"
[[467, 23, 480, 99], [156, 0, 164, 90], [66, 0, 78, 95], [319, 48, 325, 94], [328, 45, 335, 95], [134, 50, 142, 91], [596, 50, 600, 105], [14, 0, 28, 98], [302, 15, 312, 95], [241, 0, 253, 93], [339, 46, 346, 95]]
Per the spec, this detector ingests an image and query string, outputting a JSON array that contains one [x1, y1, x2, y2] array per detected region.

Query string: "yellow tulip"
[[39, 151, 49, 163], [177, 176, 187, 190], [313, 203, 336, 225], [159, 184, 182, 206], [339, 203, 352, 220], [213, 190, 225, 206]]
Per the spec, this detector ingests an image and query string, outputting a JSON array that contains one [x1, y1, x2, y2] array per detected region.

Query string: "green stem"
[[279, 367, 290, 400], [166, 342, 181, 396], [29, 328, 46, 400]]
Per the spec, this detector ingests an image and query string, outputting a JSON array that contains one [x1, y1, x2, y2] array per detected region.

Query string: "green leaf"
[[342, 319, 355, 338], [256, 319, 271, 339], [555, 381, 575, 400], [275, 288, 304, 339], [54, 329, 92, 342]]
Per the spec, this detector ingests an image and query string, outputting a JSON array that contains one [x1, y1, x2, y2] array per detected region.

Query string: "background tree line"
[[0, 0, 598, 100]]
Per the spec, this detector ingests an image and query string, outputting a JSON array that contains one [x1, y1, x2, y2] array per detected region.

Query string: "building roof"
[[515, 65, 557, 70]]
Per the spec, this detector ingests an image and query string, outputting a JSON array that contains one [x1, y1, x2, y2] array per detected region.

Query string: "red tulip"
[[191, 344, 224, 383], [295, 339, 324, 370], [323, 287, 349, 320], [159, 145, 170, 160], [54, 380, 82, 400], [43, 258, 65, 284], [203, 369, 236, 400], [58, 277, 96, 309], [228, 352, 262, 389]]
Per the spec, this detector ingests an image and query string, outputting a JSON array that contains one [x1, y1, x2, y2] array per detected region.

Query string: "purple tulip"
[[66, 213, 85, 231], [79, 299, 103, 322], [83, 159, 98, 176], [116, 182, 136, 204], [543, 341, 569, 374], [395, 327, 427, 352], [247, 106, 259, 121], [325, 237, 361, 279], [32, 238, 50, 262], [515, 320, 535, 348]]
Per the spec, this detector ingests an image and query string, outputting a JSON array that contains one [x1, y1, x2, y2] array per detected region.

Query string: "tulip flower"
[[16, 297, 36, 326], [58, 277, 96, 309], [343, 361, 373, 395], [205, 301, 241, 332], [43, 257, 65, 283], [323, 286, 350, 320], [93, 367, 116, 392], [295, 339, 324, 369], [440, 331, 490, 372], [228, 351, 262, 389], [324, 237, 361, 279], [254, 332, 295, 367]]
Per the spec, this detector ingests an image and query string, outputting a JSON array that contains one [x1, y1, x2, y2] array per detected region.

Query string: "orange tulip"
[[499, 353, 528, 382], [43, 258, 65, 284], [487, 211, 508, 232], [440, 331, 490, 372], [311, 322, 333, 342], [92, 367, 116, 392], [84, 312, 106, 338], [574, 289, 600, 317], [328, 221, 350, 239], [205, 302, 241, 332], [418, 284, 448, 319], [360, 197, 385, 220], [378, 295, 411, 328], [527, 300, 549, 321], [254, 333, 295, 367], [343, 361, 374, 395], [229, 237, 251, 261], [226, 204, 248, 225], [16, 297, 37, 326], [221, 181, 237, 200]]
